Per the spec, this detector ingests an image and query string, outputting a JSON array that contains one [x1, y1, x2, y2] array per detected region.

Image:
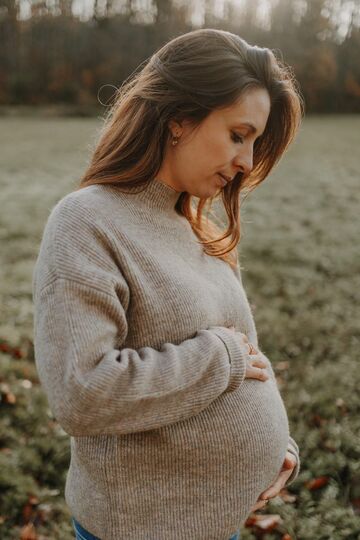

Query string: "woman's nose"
[[233, 149, 253, 177]]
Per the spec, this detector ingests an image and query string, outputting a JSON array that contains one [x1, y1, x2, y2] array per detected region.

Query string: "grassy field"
[[0, 114, 359, 539]]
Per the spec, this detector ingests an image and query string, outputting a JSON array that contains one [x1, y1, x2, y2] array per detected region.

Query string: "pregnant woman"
[[32, 28, 303, 540]]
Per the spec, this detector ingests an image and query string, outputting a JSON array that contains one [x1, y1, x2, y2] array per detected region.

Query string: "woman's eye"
[[231, 132, 244, 144]]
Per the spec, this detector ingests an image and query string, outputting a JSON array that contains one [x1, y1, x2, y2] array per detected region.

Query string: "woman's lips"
[[217, 173, 228, 187], [217, 173, 232, 186]]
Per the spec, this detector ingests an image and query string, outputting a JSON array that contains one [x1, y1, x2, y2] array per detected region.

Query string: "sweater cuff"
[[285, 437, 301, 486], [207, 326, 248, 392]]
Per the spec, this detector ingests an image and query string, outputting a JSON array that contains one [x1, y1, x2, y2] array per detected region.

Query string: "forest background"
[[0, 0, 360, 113]]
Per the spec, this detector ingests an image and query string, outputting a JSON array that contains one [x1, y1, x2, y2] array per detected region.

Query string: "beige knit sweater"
[[32, 179, 300, 540]]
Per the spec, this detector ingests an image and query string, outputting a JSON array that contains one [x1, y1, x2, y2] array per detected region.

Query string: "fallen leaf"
[[255, 514, 282, 531], [245, 513, 282, 531], [305, 476, 329, 490], [4, 391, 16, 404], [20, 523, 37, 540], [0, 342, 11, 353]]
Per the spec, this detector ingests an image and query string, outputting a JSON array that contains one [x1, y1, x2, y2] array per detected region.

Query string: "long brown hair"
[[77, 28, 304, 270]]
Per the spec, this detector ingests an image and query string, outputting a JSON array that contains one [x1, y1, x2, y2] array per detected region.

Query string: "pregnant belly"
[[167, 376, 291, 491], [104, 376, 290, 526]]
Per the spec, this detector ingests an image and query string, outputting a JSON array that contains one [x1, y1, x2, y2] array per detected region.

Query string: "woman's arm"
[[32, 196, 249, 437]]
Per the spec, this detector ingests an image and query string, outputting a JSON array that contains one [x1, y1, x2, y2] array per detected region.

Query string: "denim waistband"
[[72, 517, 101, 540]]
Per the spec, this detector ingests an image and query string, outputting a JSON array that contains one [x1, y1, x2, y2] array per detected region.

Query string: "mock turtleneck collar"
[[119, 178, 183, 212]]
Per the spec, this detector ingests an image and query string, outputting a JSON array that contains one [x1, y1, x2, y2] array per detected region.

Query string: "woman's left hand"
[[250, 451, 297, 512]]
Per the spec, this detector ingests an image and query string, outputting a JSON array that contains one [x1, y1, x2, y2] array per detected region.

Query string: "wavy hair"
[[77, 28, 304, 270]]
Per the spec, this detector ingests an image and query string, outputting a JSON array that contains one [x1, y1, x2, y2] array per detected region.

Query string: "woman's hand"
[[228, 326, 269, 382], [250, 451, 298, 512]]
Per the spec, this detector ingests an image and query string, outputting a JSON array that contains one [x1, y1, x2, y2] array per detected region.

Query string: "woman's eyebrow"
[[233, 122, 265, 138], [233, 122, 258, 134]]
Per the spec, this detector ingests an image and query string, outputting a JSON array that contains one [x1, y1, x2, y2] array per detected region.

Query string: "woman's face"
[[157, 87, 271, 198]]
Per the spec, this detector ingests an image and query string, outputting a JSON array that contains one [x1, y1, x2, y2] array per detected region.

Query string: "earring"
[[171, 132, 180, 146]]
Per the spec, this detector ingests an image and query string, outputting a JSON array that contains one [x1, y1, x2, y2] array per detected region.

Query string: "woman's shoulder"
[[45, 183, 132, 238], [34, 185, 122, 295], [52, 183, 115, 217], [39, 184, 122, 267]]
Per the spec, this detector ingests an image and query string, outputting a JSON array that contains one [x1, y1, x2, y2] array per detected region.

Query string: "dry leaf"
[[305, 476, 329, 490], [0, 342, 11, 353], [245, 513, 282, 532], [255, 514, 282, 531], [20, 523, 37, 540], [4, 392, 16, 404]]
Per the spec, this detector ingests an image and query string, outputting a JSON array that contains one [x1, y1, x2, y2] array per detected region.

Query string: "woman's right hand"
[[228, 326, 269, 382]]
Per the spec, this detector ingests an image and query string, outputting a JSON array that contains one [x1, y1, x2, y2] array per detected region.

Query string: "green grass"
[[0, 114, 359, 539]]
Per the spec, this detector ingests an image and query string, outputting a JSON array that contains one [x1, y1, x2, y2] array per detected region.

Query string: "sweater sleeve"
[[231, 262, 300, 486], [32, 197, 248, 437]]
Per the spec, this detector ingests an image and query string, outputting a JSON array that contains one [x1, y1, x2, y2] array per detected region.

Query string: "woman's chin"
[[185, 181, 222, 200]]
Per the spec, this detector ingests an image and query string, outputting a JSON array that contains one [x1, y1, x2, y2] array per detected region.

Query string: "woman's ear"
[[168, 119, 183, 137]]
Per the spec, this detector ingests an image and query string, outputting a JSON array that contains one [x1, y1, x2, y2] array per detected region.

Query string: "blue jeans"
[[72, 517, 241, 539]]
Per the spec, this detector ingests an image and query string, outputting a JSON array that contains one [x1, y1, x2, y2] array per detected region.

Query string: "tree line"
[[0, 0, 359, 113]]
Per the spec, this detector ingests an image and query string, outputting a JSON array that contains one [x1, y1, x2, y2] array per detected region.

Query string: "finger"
[[283, 453, 297, 470], [250, 499, 268, 512], [248, 343, 259, 355], [251, 358, 267, 368], [260, 475, 286, 499], [261, 477, 288, 499], [252, 367, 269, 381], [247, 344, 259, 355], [260, 471, 291, 499]]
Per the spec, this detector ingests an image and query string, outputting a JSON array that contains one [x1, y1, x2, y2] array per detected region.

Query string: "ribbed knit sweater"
[[32, 179, 300, 540]]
